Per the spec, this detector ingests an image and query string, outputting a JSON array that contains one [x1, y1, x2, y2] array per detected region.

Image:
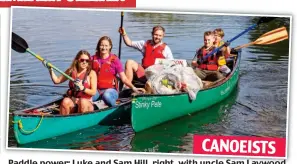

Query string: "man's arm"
[[122, 33, 133, 47], [119, 27, 146, 53], [119, 27, 132, 47]]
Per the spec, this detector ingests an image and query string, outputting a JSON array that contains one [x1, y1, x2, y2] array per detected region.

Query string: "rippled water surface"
[[8, 8, 290, 153]]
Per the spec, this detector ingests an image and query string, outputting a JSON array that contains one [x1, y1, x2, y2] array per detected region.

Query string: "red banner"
[[0, 0, 136, 7], [193, 135, 286, 157]]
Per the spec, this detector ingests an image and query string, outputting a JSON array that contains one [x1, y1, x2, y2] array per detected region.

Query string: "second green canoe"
[[131, 50, 241, 132]]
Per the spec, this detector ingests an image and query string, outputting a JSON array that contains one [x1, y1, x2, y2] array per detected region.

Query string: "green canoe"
[[131, 50, 241, 132], [12, 90, 132, 145], [131, 88, 238, 152], [18, 125, 112, 149]]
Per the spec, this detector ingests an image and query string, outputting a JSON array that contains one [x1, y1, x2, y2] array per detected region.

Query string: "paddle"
[[11, 32, 75, 82], [200, 17, 276, 62], [118, 11, 124, 59], [118, 11, 125, 91], [234, 26, 288, 50]]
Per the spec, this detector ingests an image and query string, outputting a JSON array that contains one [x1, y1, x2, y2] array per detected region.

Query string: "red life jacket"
[[197, 46, 218, 71], [92, 54, 118, 91], [67, 70, 92, 99], [142, 40, 166, 69]]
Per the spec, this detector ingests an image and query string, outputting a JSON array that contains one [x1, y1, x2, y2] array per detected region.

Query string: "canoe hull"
[[131, 52, 241, 132], [13, 101, 131, 145]]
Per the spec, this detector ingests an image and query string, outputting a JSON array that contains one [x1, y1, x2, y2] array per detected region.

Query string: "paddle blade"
[[11, 32, 28, 53], [257, 17, 276, 25], [254, 26, 288, 45]]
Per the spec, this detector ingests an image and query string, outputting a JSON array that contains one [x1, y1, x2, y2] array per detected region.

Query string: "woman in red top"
[[45, 50, 97, 115], [91, 36, 145, 107]]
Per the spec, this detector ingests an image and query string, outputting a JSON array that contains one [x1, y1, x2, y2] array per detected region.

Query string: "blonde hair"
[[214, 28, 225, 38]]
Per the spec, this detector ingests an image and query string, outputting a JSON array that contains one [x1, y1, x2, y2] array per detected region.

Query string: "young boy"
[[213, 28, 231, 76], [213, 28, 231, 58], [192, 31, 225, 81]]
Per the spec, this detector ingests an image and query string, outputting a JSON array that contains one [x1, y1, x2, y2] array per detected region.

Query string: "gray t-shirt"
[[131, 40, 174, 59]]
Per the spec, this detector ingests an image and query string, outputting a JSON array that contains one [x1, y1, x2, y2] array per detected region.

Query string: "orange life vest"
[[142, 40, 166, 69], [92, 54, 118, 91], [197, 46, 219, 71], [67, 70, 92, 99]]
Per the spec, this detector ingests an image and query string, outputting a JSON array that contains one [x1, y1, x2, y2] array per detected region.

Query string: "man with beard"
[[119, 25, 174, 84]]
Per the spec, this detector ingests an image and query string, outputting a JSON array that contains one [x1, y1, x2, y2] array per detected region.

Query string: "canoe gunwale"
[[12, 98, 132, 118], [133, 50, 241, 98]]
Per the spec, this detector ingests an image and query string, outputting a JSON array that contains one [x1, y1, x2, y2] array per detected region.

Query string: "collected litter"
[[145, 64, 203, 100]]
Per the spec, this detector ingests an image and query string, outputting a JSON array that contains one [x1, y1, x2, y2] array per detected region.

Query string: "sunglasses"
[[79, 59, 90, 63]]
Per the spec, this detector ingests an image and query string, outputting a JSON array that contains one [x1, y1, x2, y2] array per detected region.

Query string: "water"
[[8, 8, 290, 153]]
